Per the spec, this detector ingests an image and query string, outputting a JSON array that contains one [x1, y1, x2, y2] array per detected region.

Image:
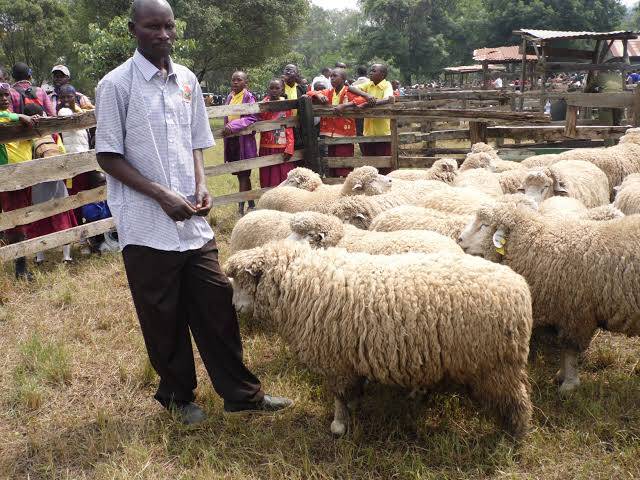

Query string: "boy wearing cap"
[[50, 65, 94, 111]]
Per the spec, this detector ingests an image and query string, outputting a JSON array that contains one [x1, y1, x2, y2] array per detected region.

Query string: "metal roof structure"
[[473, 46, 537, 64], [514, 29, 638, 42], [443, 65, 505, 74], [610, 39, 640, 58]]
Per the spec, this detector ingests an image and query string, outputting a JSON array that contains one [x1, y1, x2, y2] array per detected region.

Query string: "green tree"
[[173, 0, 308, 85], [0, 0, 73, 83], [75, 16, 195, 83], [479, 0, 627, 46], [622, 1, 640, 29], [353, 0, 468, 82]]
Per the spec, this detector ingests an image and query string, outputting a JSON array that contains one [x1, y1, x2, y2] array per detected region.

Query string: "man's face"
[[52, 71, 69, 88], [268, 81, 283, 99], [129, 2, 177, 60], [0, 90, 10, 110], [369, 65, 385, 84]]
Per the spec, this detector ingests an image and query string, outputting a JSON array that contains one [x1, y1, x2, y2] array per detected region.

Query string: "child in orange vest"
[[306, 68, 368, 177]]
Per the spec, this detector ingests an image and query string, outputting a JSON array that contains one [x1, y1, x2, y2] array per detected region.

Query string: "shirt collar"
[[133, 49, 175, 82]]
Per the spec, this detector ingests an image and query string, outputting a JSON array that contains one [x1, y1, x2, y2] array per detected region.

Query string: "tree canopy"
[[0, 0, 634, 93]]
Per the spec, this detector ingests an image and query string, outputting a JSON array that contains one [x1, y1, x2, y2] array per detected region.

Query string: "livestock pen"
[[1, 92, 640, 479]]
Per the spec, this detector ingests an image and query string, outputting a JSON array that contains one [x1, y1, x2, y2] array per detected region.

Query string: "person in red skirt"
[[23, 103, 78, 264], [258, 78, 296, 188], [305, 68, 368, 178]]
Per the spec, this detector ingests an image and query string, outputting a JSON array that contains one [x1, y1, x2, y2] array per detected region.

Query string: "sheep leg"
[[330, 377, 366, 437], [330, 396, 350, 437], [558, 348, 581, 394], [473, 367, 532, 439]]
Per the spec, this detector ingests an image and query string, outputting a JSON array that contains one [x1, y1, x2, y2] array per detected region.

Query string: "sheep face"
[[457, 210, 495, 258], [289, 212, 344, 248], [280, 167, 323, 191], [521, 168, 567, 205], [346, 166, 392, 195], [224, 248, 267, 315]]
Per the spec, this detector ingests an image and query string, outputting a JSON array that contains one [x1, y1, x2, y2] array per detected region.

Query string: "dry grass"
[[1, 141, 640, 479]]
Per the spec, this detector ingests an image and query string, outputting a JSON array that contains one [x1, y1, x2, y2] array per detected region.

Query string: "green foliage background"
[[0, 0, 635, 95]]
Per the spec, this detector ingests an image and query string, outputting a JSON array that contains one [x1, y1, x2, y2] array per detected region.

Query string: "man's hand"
[[222, 124, 233, 137], [157, 188, 197, 221], [18, 114, 38, 128], [316, 94, 329, 104], [334, 103, 348, 116], [366, 95, 377, 106], [194, 183, 213, 216]]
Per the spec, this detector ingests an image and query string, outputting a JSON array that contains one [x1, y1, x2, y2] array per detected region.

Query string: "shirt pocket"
[[177, 99, 192, 125]]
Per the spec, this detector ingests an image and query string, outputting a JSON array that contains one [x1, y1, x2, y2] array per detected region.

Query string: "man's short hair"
[[356, 65, 368, 77], [12, 62, 31, 81], [130, 0, 172, 22]]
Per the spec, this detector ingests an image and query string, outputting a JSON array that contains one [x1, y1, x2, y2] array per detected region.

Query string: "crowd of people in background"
[[0, 62, 115, 280], [221, 62, 401, 215]]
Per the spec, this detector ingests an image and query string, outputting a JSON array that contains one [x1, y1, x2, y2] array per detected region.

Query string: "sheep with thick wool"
[[288, 211, 463, 255], [520, 160, 610, 208], [225, 241, 533, 438], [387, 158, 459, 183], [497, 169, 528, 194], [539, 196, 623, 221], [458, 194, 640, 393], [330, 186, 493, 229], [453, 168, 504, 197], [460, 143, 522, 173], [613, 173, 640, 215], [257, 166, 391, 212], [369, 205, 472, 239]]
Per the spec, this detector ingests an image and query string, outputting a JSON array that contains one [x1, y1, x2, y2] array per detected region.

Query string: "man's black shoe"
[[168, 401, 207, 425], [224, 394, 294, 415]]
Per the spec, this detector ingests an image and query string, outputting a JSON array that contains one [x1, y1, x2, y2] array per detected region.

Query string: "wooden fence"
[[0, 88, 637, 262]]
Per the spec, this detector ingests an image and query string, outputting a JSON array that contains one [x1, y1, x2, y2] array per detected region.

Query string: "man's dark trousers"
[[122, 239, 263, 406]]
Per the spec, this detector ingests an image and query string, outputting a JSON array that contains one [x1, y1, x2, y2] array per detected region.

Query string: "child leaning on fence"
[[257, 78, 295, 188], [0, 82, 39, 280], [222, 71, 258, 216]]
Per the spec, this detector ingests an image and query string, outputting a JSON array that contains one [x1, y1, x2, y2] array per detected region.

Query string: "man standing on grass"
[[94, 0, 292, 425]]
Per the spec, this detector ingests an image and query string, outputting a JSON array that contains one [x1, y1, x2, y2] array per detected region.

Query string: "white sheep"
[[539, 197, 623, 221], [458, 194, 640, 393], [369, 205, 472, 239], [288, 211, 463, 255], [453, 168, 504, 197], [387, 158, 459, 183], [613, 173, 640, 215], [257, 166, 392, 213], [225, 241, 533, 438], [520, 160, 610, 208]]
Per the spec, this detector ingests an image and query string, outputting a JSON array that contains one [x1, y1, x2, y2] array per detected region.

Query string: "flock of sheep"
[[223, 129, 640, 439]]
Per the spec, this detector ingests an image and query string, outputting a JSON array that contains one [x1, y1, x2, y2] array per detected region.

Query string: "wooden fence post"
[[469, 121, 488, 145], [298, 95, 321, 174], [390, 119, 399, 170], [564, 105, 579, 138]]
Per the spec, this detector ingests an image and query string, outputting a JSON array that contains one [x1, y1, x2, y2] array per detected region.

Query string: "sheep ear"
[[554, 180, 569, 196], [352, 183, 363, 190], [492, 228, 508, 255], [355, 213, 366, 220], [318, 232, 326, 240]]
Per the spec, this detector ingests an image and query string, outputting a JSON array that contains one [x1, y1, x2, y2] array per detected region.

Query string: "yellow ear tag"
[[492, 230, 507, 256]]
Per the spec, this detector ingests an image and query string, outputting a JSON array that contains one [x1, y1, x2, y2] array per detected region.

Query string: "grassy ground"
[[1, 138, 640, 479]]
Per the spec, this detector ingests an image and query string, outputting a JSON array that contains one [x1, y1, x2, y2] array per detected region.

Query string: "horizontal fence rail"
[[0, 92, 638, 262]]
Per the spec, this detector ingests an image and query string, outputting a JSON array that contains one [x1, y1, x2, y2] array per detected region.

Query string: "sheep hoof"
[[330, 420, 347, 437], [558, 378, 580, 395]]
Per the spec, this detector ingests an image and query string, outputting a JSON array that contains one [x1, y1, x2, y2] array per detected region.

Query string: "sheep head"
[[288, 211, 345, 248], [224, 247, 268, 315], [279, 167, 323, 191], [521, 168, 568, 205], [460, 151, 494, 172], [619, 127, 640, 145], [342, 166, 392, 196], [329, 196, 379, 230], [431, 158, 459, 183], [458, 194, 537, 261]]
